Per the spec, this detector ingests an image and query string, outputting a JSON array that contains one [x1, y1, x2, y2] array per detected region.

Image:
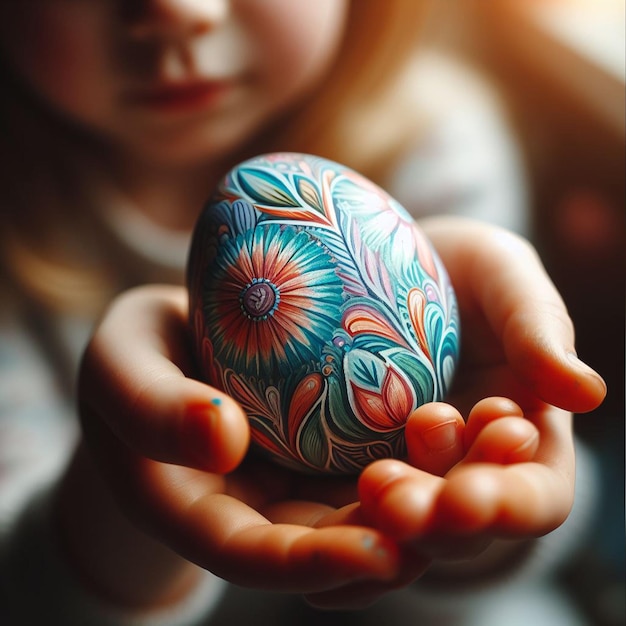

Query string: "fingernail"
[[360, 534, 397, 580], [420, 420, 459, 452], [567, 352, 607, 394], [182, 403, 219, 467], [362, 534, 390, 558], [504, 431, 540, 463]]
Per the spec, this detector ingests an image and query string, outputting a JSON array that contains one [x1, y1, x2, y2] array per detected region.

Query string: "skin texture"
[[72, 218, 606, 609]]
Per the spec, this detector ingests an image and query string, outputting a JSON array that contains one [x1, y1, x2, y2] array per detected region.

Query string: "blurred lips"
[[124, 79, 234, 113]]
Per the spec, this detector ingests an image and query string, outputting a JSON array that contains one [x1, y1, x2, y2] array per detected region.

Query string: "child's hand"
[[422, 217, 606, 416], [357, 397, 566, 547], [348, 218, 606, 569], [77, 285, 427, 610]]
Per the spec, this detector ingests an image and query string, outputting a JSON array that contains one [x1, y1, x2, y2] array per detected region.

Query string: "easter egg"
[[187, 153, 460, 474]]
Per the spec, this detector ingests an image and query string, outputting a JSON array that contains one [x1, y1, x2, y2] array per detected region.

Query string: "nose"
[[123, 0, 228, 39]]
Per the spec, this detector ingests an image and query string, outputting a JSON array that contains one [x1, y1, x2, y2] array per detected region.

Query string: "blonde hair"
[[0, 0, 431, 314]]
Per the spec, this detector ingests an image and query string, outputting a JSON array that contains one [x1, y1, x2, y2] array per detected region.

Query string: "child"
[[0, 2, 606, 625]]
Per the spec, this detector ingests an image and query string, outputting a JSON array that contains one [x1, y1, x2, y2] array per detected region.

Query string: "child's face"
[[0, 0, 348, 165]]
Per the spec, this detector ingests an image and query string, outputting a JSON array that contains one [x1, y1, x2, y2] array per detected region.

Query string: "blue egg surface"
[[187, 153, 460, 474]]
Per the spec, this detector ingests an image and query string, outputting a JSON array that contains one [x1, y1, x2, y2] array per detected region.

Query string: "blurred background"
[[421, 1, 625, 624]]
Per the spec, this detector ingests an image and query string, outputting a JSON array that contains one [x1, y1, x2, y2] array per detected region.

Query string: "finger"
[[264, 500, 388, 543], [358, 460, 445, 540], [359, 404, 573, 541], [211, 518, 400, 592], [423, 219, 607, 412], [463, 417, 540, 465], [405, 403, 465, 476], [79, 285, 249, 473], [303, 553, 429, 610], [435, 461, 573, 537], [463, 397, 540, 464], [464, 397, 524, 446], [83, 410, 401, 594], [436, 401, 575, 536], [261, 500, 342, 527]]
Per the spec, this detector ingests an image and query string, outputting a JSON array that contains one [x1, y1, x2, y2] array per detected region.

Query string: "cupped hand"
[[354, 218, 606, 560], [424, 217, 606, 415], [77, 284, 427, 610]]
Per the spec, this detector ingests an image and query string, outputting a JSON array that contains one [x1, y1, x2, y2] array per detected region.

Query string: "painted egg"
[[187, 153, 460, 474]]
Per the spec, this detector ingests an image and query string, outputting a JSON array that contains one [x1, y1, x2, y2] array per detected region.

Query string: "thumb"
[[80, 285, 250, 473], [424, 219, 607, 413]]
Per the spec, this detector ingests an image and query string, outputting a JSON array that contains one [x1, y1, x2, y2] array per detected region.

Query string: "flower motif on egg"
[[188, 152, 460, 474], [203, 222, 344, 378]]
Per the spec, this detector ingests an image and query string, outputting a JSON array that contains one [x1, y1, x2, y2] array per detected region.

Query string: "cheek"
[[241, 0, 348, 102], [1, 8, 111, 120]]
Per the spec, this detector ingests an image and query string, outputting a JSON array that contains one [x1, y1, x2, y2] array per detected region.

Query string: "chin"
[[127, 124, 254, 169]]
